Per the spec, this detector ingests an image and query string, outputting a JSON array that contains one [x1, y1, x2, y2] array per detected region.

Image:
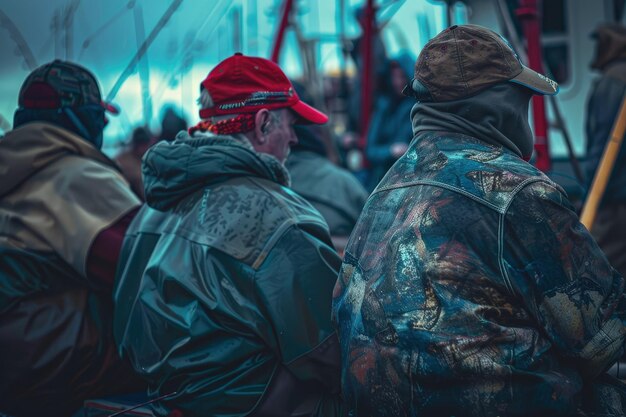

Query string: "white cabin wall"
[[548, 0, 608, 157], [463, 0, 503, 30], [463, 0, 612, 159]]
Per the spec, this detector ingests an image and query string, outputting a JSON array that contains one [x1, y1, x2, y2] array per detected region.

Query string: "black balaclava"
[[410, 82, 534, 160], [13, 105, 106, 149]]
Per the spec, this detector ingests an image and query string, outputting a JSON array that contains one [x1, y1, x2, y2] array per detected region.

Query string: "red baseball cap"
[[199, 53, 328, 125]]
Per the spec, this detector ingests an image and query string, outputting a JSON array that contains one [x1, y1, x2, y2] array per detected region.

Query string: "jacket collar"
[[143, 130, 291, 211], [0, 122, 117, 197]]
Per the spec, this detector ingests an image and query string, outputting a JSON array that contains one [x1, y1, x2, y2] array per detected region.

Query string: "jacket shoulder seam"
[[498, 177, 557, 297], [243, 177, 321, 269], [373, 179, 503, 213], [251, 220, 297, 270], [497, 212, 516, 296], [502, 177, 550, 213], [245, 176, 327, 226]]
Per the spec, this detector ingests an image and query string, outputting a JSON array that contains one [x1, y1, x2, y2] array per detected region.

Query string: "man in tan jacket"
[[0, 60, 144, 417]]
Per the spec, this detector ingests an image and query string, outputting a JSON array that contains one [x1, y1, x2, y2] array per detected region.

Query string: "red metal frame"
[[358, 0, 375, 151], [270, 0, 294, 63], [516, 0, 551, 172]]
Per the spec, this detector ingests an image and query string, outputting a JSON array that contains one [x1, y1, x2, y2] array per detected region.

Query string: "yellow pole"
[[581, 94, 626, 230]]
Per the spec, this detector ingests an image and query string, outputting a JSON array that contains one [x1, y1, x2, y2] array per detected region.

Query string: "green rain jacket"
[[114, 131, 342, 417]]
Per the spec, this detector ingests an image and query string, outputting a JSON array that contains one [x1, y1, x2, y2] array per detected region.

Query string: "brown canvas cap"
[[403, 24, 559, 102]]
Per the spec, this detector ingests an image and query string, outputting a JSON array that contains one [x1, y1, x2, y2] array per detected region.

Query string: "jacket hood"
[[143, 130, 291, 211], [591, 24, 626, 70], [0, 122, 116, 197]]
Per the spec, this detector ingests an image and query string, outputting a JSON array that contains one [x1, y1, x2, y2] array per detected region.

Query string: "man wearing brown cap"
[[333, 25, 626, 416], [113, 53, 342, 417], [0, 60, 143, 416]]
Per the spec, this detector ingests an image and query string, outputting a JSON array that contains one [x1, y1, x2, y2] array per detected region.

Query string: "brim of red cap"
[[291, 100, 328, 125], [102, 101, 120, 115]]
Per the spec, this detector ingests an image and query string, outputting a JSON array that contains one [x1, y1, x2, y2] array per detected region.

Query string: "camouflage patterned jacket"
[[332, 131, 626, 417]]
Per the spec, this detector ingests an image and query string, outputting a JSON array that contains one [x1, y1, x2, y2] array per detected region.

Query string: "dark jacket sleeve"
[[585, 75, 626, 202], [503, 180, 626, 379], [86, 208, 139, 288], [252, 223, 342, 393]]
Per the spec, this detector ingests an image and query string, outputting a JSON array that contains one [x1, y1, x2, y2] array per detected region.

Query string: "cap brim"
[[291, 100, 328, 125], [509, 65, 559, 96], [102, 101, 120, 115]]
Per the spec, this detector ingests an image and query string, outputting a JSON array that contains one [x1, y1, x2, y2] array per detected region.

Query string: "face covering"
[[410, 82, 534, 160], [13, 104, 106, 149]]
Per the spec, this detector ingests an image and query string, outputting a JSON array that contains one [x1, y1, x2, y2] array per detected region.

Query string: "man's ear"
[[253, 109, 271, 144]]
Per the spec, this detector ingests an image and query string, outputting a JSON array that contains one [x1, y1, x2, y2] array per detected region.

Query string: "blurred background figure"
[[345, 5, 390, 134], [115, 126, 156, 200], [336, 4, 391, 188], [115, 106, 187, 201], [286, 123, 368, 253], [288, 81, 369, 253], [365, 52, 416, 190], [586, 23, 626, 277], [158, 106, 188, 141]]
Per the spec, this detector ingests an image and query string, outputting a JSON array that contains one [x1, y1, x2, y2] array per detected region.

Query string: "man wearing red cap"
[[113, 53, 342, 417], [0, 60, 144, 416]]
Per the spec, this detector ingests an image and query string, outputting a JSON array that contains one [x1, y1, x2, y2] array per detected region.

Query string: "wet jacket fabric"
[[114, 132, 342, 417], [332, 131, 626, 417], [286, 150, 368, 237], [0, 122, 142, 416]]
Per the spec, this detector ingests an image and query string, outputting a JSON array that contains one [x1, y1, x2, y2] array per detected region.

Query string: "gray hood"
[[143, 131, 290, 211]]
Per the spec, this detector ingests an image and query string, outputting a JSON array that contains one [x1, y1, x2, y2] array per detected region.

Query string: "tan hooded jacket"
[[0, 122, 141, 277]]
